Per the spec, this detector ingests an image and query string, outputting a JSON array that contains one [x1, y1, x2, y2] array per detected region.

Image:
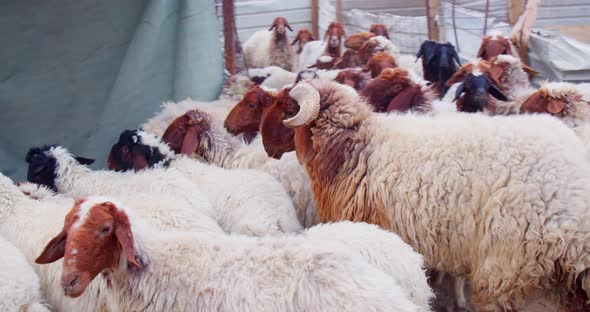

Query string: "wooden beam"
[[508, 0, 524, 26], [311, 0, 319, 39], [426, 0, 441, 41], [335, 0, 343, 23], [222, 0, 236, 75]]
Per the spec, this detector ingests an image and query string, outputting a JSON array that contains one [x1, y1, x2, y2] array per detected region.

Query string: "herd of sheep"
[[2, 15, 590, 312]]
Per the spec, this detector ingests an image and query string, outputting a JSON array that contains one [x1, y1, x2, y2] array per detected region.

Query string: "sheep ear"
[[522, 64, 540, 76], [488, 83, 508, 101], [111, 205, 141, 269], [452, 49, 461, 66], [547, 99, 566, 114], [268, 24, 276, 31], [445, 70, 466, 86], [477, 41, 487, 58], [294, 125, 316, 165], [36, 229, 67, 264], [386, 85, 419, 112], [75, 157, 95, 166], [291, 36, 300, 45], [488, 66, 506, 90], [452, 83, 465, 102], [180, 126, 201, 155], [286, 23, 293, 31], [415, 45, 424, 62], [132, 153, 150, 171]]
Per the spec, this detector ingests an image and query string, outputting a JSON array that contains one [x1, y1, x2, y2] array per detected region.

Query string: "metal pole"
[[483, 0, 490, 35], [452, 0, 460, 51]]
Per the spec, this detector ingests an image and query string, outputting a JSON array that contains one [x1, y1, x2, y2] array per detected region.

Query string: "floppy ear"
[[181, 126, 201, 155], [294, 125, 315, 165], [445, 70, 466, 86], [452, 83, 465, 102], [268, 23, 276, 31], [291, 35, 300, 45], [286, 23, 293, 31], [75, 157, 95, 166], [110, 204, 141, 268], [131, 152, 150, 171], [488, 66, 506, 90], [488, 83, 508, 101], [415, 44, 425, 62], [386, 84, 419, 112], [35, 229, 67, 264], [477, 41, 487, 58], [547, 98, 566, 114], [522, 64, 540, 76]]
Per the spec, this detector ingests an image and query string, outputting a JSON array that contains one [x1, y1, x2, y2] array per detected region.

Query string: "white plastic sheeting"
[[0, 0, 223, 180]]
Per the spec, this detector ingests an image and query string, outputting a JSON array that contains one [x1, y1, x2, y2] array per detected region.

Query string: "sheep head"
[[225, 85, 274, 141], [107, 130, 170, 172], [334, 69, 371, 91], [520, 88, 568, 115], [296, 69, 319, 83], [358, 38, 385, 64], [477, 32, 514, 61], [259, 86, 298, 159], [269, 17, 293, 36], [162, 109, 211, 156], [36, 198, 143, 298], [365, 52, 397, 78], [359, 68, 427, 113], [25, 145, 95, 192], [487, 55, 540, 90], [335, 49, 362, 69], [324, 21, 345, 49], [291, 28, 316, 54], [446, 62, 508, 112], [344, 32, 376, 51], [369, 23, 390, 39]]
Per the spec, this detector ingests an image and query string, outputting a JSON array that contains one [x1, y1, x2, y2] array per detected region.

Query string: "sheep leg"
[[454, 276, 467, 309]]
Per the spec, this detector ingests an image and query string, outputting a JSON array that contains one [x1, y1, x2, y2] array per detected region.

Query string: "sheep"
[[141, 98, 237, 141], [359, 68, 434, 113], [302, 221, 433, 310], [219, 72, 255, 101], [370, 23, 390, 39], [416, 41, 461, 98], [147, 105, 319, 228], [445, 57, 537, 114], [26, 145, 286, 236], [308, 54, 339, 70], [358, 36, 400, 63], [344, 32, 376, 51], [477, 31, 517, 61], [36, 197, 421, 312], [334, 48, 363, 69], [0, 235, 51, 312], [334, 68, 371, 91], [291, 28, 316, 54], [258, 79, 590, 311], [365, 52, 397, 78], [107, 129, 303, 235], [247, 66, 341, 90], [298, 21, 346, 70], [243, 17, 295, 71], [0, 173, 108, 312]]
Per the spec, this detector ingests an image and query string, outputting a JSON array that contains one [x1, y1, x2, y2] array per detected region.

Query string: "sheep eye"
[[100, 226, 111, 235], [248, 103, 256, 110]]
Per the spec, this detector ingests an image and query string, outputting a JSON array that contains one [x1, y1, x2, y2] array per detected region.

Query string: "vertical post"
[[311, 0, 319, 39], [483, 0, 490, 35], [452, 0, 460, 51], [426, 0, 441, 41], [223, 0, 236, 75], [335, 0, 343, 23], [508, 0, 524, 26]]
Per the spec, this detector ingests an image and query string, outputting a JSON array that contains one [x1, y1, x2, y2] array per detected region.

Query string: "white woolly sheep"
[[243, 17, 295, 71], [259, 80, 590, 311], [107, 130, 303, 235], [36, 197, 421, 312], [0, 174, 108, 312], [298, 22, 346, 70], [0, 235, 51, 312], [247, 66, 342, 90], [303, 221, 433, 311], [154, 107, 318, 228]]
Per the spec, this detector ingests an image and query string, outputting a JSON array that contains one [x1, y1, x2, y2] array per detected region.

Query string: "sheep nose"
[[62, 273, 79, 294]]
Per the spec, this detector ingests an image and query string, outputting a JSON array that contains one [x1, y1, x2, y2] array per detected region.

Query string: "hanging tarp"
[[0, 0, 224, 180]]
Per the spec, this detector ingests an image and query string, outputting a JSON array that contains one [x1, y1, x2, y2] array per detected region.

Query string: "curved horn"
[[283, 83, 321, 128]]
